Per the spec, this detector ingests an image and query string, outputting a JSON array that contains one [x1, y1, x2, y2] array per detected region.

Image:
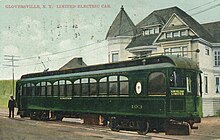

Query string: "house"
[[59, 57, 87, 70], [106, 6, 136, 62], [106, 6, 220, 116]]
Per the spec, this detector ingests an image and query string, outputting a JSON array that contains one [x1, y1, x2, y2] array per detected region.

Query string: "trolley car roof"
[[20, 63, 174, 82], [19, 55, 200, 82]]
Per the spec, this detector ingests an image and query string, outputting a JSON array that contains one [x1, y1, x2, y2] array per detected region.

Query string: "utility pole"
[[3, 55, 19, 97]]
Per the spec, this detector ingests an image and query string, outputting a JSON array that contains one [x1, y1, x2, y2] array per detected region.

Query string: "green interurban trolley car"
[[16, 55, 202, 135]]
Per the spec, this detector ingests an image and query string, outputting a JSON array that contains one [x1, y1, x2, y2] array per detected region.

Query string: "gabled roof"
[[127, 7, 182, 49], [106, 6, 137, 39], [127, 6, 216, 49], [59, 57, 86, 70], [136, 6, 181, 34], [202, 21, 220, 43], [138, 13, 165, 29], [161, 13, 188, 31], [170, 9, 215, 43]]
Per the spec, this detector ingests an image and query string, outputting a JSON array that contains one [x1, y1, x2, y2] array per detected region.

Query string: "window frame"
[[164, 46, 188, 57], [111, 51, 119, 62], [99, 77, 108, 96], [81, 78, 89, 96], [53, 81, 59, 97], [119, 76, 129, 96], [180, 30, 187, 36], [66, 80, 73, 97], [205, 47, 210, 55], [214, 51, 220, 66], [147, 71, 166, 96], [47, 82, 52, 96], [173, 31, 179, 37], [216, 77, 220, 93], [154, 27, 159, 34], [144, 29, 149, 35], [149, 28, 154, 34], [166, 32, 172, 38], [89, 78, 97, 96], [108, 76, 118, 96], [204, 76, 208, 94], [74, 79, 81, 96], [36, 83, 41, 96]]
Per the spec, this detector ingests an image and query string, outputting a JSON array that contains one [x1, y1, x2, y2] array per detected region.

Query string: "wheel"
[[55, 114, 63, 121], [109, 117, 120, 132], [137, 121, 150, 135], [30, 112, 41, 120], [39, 111, 49, 121]]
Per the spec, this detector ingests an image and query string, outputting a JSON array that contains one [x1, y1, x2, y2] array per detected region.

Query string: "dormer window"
[[173, 31, 179, 37], [155, 27, 159, 34], [143, 27, 160, 36], [149, 29, 154, 34], [164, 30, 188, 39], [166, 32, 172, 38], [180, 30, 187, 36], [144, 30, 149, 35]]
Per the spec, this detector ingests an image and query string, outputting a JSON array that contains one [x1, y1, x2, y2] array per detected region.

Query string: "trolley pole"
[[4, 55, 19, 97]]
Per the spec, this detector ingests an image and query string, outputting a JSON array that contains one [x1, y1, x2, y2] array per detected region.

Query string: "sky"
[[0, 0, 220, 80]]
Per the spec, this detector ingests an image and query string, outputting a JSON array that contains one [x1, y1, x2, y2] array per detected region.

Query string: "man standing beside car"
[[8, 96, 15, 118]]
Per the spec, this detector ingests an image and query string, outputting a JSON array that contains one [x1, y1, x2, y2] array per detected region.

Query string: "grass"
[[0, 80, 16, 108]]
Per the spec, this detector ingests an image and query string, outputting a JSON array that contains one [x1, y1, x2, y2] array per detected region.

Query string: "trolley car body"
[[16, 55, 202, 134]]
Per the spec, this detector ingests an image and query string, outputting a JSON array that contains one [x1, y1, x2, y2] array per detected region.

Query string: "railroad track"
[[43, 121, 182, 140], [0, 112, 182, 140], [0, 112, 217, 140]]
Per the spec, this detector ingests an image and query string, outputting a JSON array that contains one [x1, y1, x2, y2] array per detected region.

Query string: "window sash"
[[112, 53, 119, 62], [214, 51, 220, 66], [148, 72, 166, 95], [180, 30, 187, 36], [205, 76, 208, 94], [173, 31, 179, 37], [166, 32, 172, 38], [216, 77, 220, 93], [109, 82, 118, 96], [120, 81, 129, 95]]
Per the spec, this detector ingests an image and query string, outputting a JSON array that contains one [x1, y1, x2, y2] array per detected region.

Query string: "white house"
[[106, 6, 220, 116]]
